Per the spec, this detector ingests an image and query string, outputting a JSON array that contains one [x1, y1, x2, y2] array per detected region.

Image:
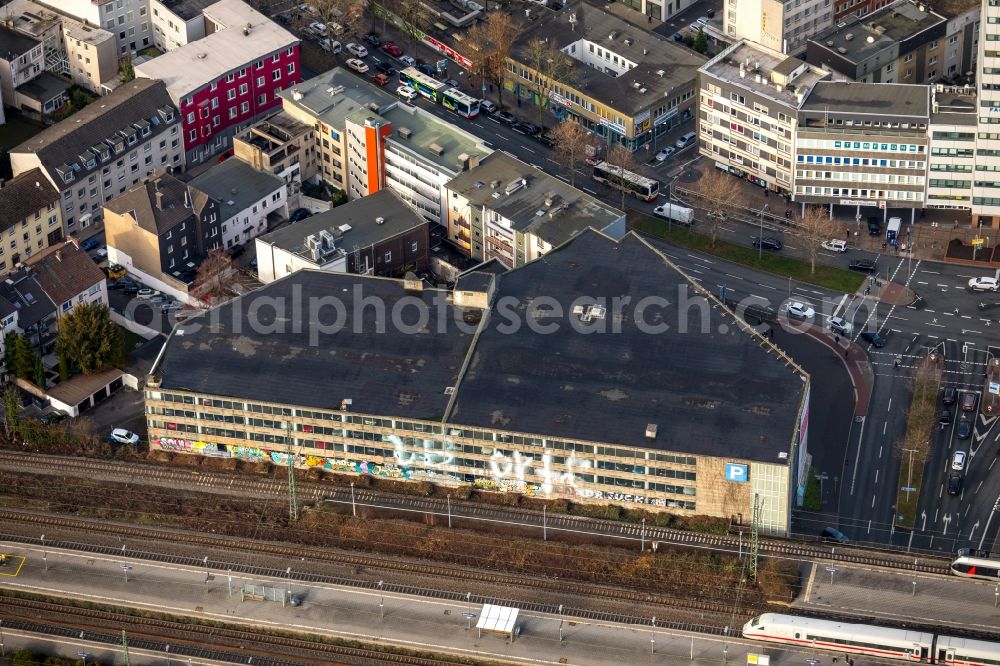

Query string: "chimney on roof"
[[155, 190, 164, 211], [184, 189, 191, 208], [55, 250, 61, 262], [244, 22, 252, 36]]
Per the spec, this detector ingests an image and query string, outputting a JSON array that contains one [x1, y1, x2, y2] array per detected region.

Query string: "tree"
[[523, 37, 576, 126], [3, 384, 20, 438], [797, 205, 839, 275], [194, 247, 238, 300], [606, 142, 637, 212], [698, 168, 744, 247], [119, 55, 135, 83], [396, 0, 427, 53], [466, 12, 519, 107], [694, 28, 708, 54], [55, 303, 125, 375], [313, 0, 364, 35], [550, 119, 591, 186], [4, 332, 40, 381]]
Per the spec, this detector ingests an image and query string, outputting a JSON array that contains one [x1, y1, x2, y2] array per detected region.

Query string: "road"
[[0, 540, 849, 666]]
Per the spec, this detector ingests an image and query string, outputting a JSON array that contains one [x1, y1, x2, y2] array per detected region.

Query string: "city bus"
[[441, 88, 480, 118], [398, 67, 448, 102], [592, 161, 660, 201]]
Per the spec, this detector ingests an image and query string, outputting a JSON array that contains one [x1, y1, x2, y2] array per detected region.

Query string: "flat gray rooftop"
[[801, 81, 929, 118], [932, 90, 976, 126], [156, 270, 475, 420], [381, 104, 490, 173], [446, 230, 805, 461], [279, 68, 398, 131], [702, 41, 828, 109], [810, 1, 944, 64]]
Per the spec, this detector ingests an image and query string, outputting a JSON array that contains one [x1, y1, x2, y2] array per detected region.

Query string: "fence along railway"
[[0, 450, 952, 576]]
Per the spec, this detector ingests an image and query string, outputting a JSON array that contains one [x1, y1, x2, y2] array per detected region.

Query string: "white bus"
[[592, 161, 659, 201]]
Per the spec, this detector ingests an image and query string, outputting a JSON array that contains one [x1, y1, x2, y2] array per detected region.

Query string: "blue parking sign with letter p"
[[725, 463, 749, 483]]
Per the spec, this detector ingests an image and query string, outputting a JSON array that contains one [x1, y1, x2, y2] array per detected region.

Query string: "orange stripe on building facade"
[[364, 121, 392, 195]]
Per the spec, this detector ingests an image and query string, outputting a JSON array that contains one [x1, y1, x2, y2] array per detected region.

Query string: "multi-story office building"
[[145, 229, 810, 535], [443, 151, 626, 268], [975, 0, 1000, 226], [794, 81, 930, 214], [135, 0, 300, 166], [39, 0, 152, 57], [505, 1, 704, 150], [0, 168, 63, 274], [343, 102, 492, 224], [150, 0, 213, 51], [808, 1, 950, 84], [278, 68, 399, 191], [10, 78, 183, 233], [699, 42, 828, 194], [926, 87, 976, 210], [723, 0, 834, 55]]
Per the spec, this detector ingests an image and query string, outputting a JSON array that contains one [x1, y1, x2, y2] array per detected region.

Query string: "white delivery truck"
[[886, 216, 901, 243], [653, 203, 695, 226]]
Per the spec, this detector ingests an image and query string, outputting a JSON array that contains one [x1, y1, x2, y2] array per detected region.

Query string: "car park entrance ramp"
[[476, 604, 519, 641]]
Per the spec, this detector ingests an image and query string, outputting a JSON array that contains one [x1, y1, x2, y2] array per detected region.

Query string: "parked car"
[[39, 411, 66, 425], [136, 288, 159, 299], [106, 263, 127, 280], [110, 428, 140, 445], [859, 330, 886, 347], [957, 417, 973, 440], [227, 244, 245, 258], [752, 237, 782, 251], [821, 527, 849, 544], [512, 121, 541, 136], [319, 38, 341, 54], [371, 73, 390, 86], [416, 62, 436, 77], [346, 42, 368, 57], [480, 99, 497, 114], [396, 85, 417, 101], [952, 450, 967, 471], [939, 408, 952, 425], [122, 284, 140, 295], [829, 316, 853, 336], [947, 472, 963, 496], [536, 131, 556, 147], [849, 259, 878, 273], [80, 236, 101, 251], [399, 55, 416, 67], [375, 61, 396, 76], [968, 276, 999, 292], [821, 239, 848, 252], [495, 110, 516, 125], [786, 301, 815, 321], [363, 33, 381, 47], [696, 16, 710, 25], [942, 387, 957, 405], [675, 131, 697, 149], [346, 58, 369, 73], [290, 208, 312, 223], [961, 391, 978, 412], [307, 21, 327, 36], [655, 147, 676, 162], [381, 42, 404, 58], [443, 78, 460, 88], [706, 7, 715, 17]]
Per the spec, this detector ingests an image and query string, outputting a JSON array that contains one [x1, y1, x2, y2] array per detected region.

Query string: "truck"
[[886, 216, 902, 243], [653, 202, 695, 226]]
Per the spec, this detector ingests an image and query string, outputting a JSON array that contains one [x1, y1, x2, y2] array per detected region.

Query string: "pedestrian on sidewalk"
[[835, 335, 840, 346], [845, 348, 850, 359]]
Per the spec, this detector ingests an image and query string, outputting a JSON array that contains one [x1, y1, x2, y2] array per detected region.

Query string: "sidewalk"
[[804, 327, 874, 418]]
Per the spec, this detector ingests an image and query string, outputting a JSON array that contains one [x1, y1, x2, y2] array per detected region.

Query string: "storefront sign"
[[548, 90, 572, 108], [838, 199, 876, 206]]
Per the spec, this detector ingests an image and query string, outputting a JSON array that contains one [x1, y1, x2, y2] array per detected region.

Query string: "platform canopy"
[[476, 604, 519, 638]]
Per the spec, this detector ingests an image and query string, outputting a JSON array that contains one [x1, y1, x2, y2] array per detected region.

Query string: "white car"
[[821, 239, 848, 253], [786, 301, 815, 321], [829, 316, 853, 336], [110, 428, 140, 445], [952, 450, 967, 471], [399, 55, 416, 67], [136, 288, 159, 299], [346, 58, 369, 74], [968, 276, 999, 292], [655, 147, 676, 162], [696, 15, 710, 24], [308, 21, 327, 36], [396, 85, 418, 101], [346, 42, 368, 58]]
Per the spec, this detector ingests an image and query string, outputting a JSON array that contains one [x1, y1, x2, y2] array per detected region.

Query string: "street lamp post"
[[41, 533, 46, 572], [902, 448, 917, 493], [758, 205, 769, 261], [641, 518, 646, 551], [543, 505, 547, 541], [912, 579, 917, 596], [558, 604, 564, 642], [204, 555, 209, 583], [286, 566, 292, 603], [378, 580, 384, 620], [350, 482, 356, 517]]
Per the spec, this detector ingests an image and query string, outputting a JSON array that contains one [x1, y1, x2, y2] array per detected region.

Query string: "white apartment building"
[[724, 0, 834, 54], [187, 156, 287, 248], [40, 0, 152, 56], [0, 26, 44, 107], [149, 0, 212, 51]]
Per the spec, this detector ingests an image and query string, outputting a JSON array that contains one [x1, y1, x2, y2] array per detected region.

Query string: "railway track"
[[0, 450, 952, 576], [0, 510, 734, 634], [0, 594, 489, 666]]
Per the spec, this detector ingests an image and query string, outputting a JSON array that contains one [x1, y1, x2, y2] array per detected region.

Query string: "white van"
[[675, 131, 697, 149]]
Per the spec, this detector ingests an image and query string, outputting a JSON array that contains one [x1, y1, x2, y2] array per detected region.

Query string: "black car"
[[939, 408, 952, 425], [444, 78, 460, 88], [537, 131, 556, 147], [290, 208, 312, 223], [416, 63, 436, 77], [512, 121, 541, 136], [364, 33, 381, 47], [948, 472, 963, 496], [849, 260, 878, 273], [375, 61, 397, 76], [957, 418, 973, 440], [860, 330, 887, 347], [123, 284, 140, 295], [867, 216, 881, 236], [227, 244, 246, 258], [961, 391, 978, 412], [495, 110, 516, 125], [942, 387, 957, 405], [751, 237, 782, 251]]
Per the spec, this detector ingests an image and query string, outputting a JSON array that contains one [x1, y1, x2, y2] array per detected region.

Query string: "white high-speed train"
[[743, 613, 1000, 665]]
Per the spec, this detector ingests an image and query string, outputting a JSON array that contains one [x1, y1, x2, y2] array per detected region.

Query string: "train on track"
[[743, 614, 1000, 665], [950, 555, 1000, 581]]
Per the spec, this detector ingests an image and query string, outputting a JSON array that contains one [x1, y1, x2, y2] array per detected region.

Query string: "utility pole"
[[121, 628, 131, 666], [748, 493, 761, 582], [286, 423, 298, 522]]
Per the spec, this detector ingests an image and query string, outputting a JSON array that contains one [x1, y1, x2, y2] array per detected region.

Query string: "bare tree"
[[606, 143, 637, 212], [193, 248, 238, 301], [313, 0, 364, 36], [797, 206, 839, 275], [523, 37, 576, 126], [395, 0, 427, 54], [549, 120, 591, 186], [466, 12, 520, 107], [698, 168, 744, 248]]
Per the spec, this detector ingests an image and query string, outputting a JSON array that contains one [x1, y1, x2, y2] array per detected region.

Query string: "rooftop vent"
[[608, 31, 616, 40], [429, 142, 444, 155], [624, 38, 633, 46], [544, 192, 558, 207], [866, 35, 874, 43], [444, 386, 455, 395], [645, 423, 658, 441], [632, 81, 641, 89], [474, 180, 484, 188], [844, 32, 854, 41], [490, 179, 501, 188], [398, 126, 412, 139], [340, 398, 352, 411], [656, 69, 665, 77], [504, 177, 527, 195], [243, 22, 251, 35], [197, 52, 207, 59], [837, 47, 847, 54], [375, 216, 385, 225], [338, 224, 352, 232], [826, 40, 834, 46]]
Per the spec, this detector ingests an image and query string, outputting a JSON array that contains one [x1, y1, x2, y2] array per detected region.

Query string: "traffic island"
[[893, 354, 943, 530]]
